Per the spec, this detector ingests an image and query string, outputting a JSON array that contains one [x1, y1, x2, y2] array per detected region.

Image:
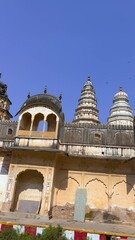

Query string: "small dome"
[[16, 94, 63, 116], [108, 87, 133, 126], [114, 87, 128, 98]]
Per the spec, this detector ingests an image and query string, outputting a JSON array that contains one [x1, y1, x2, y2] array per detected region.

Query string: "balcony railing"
[[17, 130, 56, 138]]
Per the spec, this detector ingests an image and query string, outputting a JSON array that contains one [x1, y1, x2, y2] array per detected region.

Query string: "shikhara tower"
[[0, 74, 12, 120], [73, 76, 99, 124]]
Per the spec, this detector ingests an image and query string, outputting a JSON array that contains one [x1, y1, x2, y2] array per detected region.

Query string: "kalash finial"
[[119, 86, 123, 92], [88, 76, 90, 81], [44, 86, 47, 94], [0, 73, 2, 79], [59, 93, 62, 102], [27, 92, 30, 98]]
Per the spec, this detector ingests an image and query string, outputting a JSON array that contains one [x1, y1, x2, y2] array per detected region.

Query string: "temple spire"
[[73, 76, 99, 124], [0, 77, 12, 120]]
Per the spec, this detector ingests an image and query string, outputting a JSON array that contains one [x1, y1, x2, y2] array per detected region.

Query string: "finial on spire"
[[59, 93, 62, 102], [88, 76, 90, 81], [0, 73, 2, 79], [27, 92, 30, 98], [44, 86, 47, 94], [120, 86, 123, 92]]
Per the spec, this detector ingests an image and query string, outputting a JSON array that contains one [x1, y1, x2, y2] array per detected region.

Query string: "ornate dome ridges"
[[73, 76, 99, 124], [107, 87, 133, 126]]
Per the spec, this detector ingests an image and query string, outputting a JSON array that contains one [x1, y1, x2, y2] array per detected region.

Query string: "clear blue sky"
[[0, 0, 135, 123]]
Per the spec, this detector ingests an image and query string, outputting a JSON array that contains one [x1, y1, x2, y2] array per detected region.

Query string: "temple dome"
[[114, 87, 128, 99], [16, 93, 63, 117], [107, 87, 133, 126]]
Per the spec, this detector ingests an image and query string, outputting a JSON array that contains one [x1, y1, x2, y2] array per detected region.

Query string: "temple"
[[0, 75, 135, 223]]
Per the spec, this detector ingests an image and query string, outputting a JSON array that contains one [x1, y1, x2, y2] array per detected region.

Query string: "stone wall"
[[0, 120, 17, 140], [60, 123, 135, 147], [52, 155, 135, 223]]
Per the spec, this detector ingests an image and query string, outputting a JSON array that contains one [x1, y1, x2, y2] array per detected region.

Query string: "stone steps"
[[0, 211, 49, 224]]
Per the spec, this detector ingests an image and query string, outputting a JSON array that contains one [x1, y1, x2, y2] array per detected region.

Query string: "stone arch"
[[46, 113, 56, 132], [32, 113, 44, 131], [112, 180, 135, 191], [55, 176, 80, 206], [19, 112, 32, 130], [11, 169, 44, 213], [85, 178, 108, 209], [111, 180, 135, 209], [85, 178, 107, 188]]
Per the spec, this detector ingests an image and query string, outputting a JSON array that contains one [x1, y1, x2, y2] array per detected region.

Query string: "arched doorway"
[[12, 170, 44, 214]]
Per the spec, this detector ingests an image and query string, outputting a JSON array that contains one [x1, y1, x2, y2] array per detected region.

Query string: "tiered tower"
[[0, 74, 12, 120], [73, 76, 99, 123], [107, 87, 133, 126]]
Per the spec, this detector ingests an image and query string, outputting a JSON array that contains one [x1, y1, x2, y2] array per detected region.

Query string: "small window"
[[8, 128, 13, 135], [95, 133, 101, 139]]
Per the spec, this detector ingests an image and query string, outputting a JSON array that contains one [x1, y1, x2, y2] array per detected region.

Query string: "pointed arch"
[[46, 113, 56, 132], [85, 178, 107, 188], [55, 176, 80, 206], [32, 113, 44, 131], [19, 112, 32, 130], [111, 179, 135, 209], [85, 178, 108, 209], [12, 169, 44, 213]]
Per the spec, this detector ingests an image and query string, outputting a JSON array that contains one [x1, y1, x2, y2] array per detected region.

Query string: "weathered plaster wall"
[[0, 153, 10, 209], [52, 155, 135, 221], [2, 150, 56, 216]]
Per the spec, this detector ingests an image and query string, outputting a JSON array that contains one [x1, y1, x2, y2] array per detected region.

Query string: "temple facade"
[[0, 75, 135, 223]]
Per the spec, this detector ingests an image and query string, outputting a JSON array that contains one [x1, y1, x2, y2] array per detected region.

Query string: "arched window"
[[19, 112, 32, 130], [8, 128, 13, 135], [32, 113, 44, 131], [46, 114, 56, 132]]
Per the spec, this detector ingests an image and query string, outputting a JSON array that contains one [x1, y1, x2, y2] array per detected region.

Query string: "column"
[[55, 118, 59, 138], [42, 117, 46, 137], [30, 116, 34, 136], [39, 167, 54, 216]]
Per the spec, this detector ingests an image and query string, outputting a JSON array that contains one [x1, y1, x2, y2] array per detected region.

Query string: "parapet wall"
[[60, 123, 135, 147]]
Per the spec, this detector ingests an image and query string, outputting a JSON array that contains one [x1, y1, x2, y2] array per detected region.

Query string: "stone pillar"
[[55, 118, 59, 138], [2, 176, 16, 212], [39, 167, 54, 217], [16, 116, 22, 135], [30, 116, 34, 136], [42, 117, 46, 134]]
